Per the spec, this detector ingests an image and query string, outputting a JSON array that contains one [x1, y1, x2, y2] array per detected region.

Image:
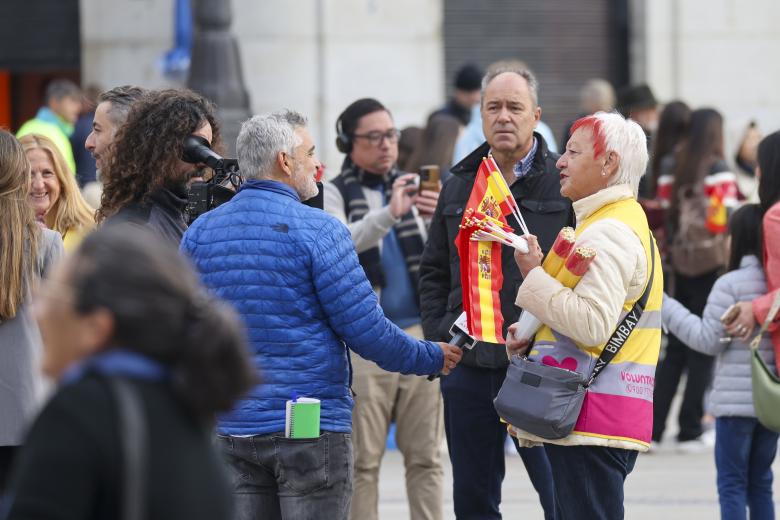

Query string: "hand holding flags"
[[464, 209, 529, 253]]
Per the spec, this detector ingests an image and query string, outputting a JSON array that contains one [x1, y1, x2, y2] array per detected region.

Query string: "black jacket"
[[6, 375, 233, 520], [104, 187, 189, 244], [419, 134, 574, 369]]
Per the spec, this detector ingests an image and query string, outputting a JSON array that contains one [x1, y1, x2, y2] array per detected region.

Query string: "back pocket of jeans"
[[274, 434, 330, 495]]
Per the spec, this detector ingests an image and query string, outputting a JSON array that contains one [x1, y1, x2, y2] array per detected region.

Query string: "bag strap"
[[750, 290, 780, 351], [588, 231, 656, 386], [109, 377, 148, 520]]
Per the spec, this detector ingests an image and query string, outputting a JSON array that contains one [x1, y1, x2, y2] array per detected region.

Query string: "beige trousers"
[[349, 324, 444, 520]]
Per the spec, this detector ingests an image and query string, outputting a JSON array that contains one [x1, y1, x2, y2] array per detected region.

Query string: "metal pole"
[[315, 0, 327, 172], [187, 0, 251, 155]]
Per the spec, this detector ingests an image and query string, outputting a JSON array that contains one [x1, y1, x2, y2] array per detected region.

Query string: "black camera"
[[181, 135, 243, 224]]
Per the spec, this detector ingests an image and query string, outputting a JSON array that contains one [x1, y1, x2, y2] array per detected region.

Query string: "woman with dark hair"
[[0, 130, 63, 491], [663, 203, 778, 518], [669, 108, 730, 198], [4, 225, 256, 519], [726, 130, 780, 373], [642, 101, 691, 265], [406, 114, 462, 181], [653, 108, 739, 449], [396, 125, 422, 172], [650, 100, 691, 200]]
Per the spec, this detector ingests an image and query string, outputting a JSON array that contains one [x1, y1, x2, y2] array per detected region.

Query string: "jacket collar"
[[450, 131, 552, 181], [572, 184, 635, 224], [239, 179, 301, 201], [62, 349, 169, 386], [36, 107, 75, 137], [740, 254, 760, 269], [148, 186, 189, 212]]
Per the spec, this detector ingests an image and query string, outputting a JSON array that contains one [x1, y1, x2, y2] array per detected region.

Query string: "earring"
[[601, 171, 607, 177]]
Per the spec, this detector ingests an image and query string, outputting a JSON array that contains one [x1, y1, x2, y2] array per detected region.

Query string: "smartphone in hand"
[[720, 304, 740, 326], [419, 165, 441, 193]]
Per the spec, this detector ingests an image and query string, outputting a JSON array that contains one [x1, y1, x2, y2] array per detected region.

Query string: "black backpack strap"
[[588, 231, 656, 386], [108, 377, 147, 520]]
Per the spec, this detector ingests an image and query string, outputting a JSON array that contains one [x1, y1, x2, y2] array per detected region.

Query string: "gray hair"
[[481, 65, 539, 108], [98, 85, 148, 130], [580, 79, 616, 113], [586, 111, 649, 197], [44, 79, 81, 103], [237, 110, 307, 180]]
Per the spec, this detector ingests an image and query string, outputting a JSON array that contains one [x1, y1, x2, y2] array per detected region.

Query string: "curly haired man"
[[97, 89, 222, 242]]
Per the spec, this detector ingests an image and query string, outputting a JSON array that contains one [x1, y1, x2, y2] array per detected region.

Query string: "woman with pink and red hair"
[[507, 111, 663, 519]]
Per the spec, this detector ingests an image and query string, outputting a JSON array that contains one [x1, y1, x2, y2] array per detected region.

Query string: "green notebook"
[[284, 397, 321, 439]]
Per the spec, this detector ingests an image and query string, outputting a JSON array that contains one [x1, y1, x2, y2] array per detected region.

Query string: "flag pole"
[[486, 155, 529, 235]]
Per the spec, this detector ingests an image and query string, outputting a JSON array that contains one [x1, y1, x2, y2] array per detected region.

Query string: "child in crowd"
[[662, 203, 778, 520]]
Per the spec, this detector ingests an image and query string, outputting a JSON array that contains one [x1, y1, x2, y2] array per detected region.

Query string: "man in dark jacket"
[[97, 89, 218, 243], [419, 65, 574, 519]]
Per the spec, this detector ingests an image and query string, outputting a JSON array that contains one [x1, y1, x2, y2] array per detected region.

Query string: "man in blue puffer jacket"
[[180, 110, 463, 520]]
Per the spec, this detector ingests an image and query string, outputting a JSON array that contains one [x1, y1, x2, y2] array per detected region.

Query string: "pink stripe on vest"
[[574, 392, 653, 443]]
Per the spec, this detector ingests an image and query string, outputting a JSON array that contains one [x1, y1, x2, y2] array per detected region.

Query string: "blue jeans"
[[441, 364, 556, 519], [715, 417, 779, 520], [218, 432, 353, 520], [544, 444, 638, 520]]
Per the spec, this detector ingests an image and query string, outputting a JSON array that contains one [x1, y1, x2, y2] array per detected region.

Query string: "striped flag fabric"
[[456, 157, 514, 343], [704, 171, 738, 234]]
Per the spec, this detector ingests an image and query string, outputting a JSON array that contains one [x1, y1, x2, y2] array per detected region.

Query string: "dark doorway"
[[443, 0, 630, 151], [0, 0, 81, 130]]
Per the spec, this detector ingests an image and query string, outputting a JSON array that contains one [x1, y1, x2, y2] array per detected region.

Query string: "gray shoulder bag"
[[494, 232, 656, 440]]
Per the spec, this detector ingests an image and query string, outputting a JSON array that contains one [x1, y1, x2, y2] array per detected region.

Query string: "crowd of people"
[[0, 60, 778, 520]]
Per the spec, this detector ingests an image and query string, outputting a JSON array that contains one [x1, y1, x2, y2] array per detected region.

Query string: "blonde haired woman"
[[19, 133, 95, 250], [0, 130, 63, 490]]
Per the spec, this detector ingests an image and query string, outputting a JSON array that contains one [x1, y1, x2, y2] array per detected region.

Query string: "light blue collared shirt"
[[512, 137, 538, 179]]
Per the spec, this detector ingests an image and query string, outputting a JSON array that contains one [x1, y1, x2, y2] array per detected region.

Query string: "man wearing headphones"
[[324, 98, 444, 520]]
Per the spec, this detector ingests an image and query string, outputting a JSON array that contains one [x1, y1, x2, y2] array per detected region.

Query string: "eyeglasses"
[[352, 128, 401, 146]]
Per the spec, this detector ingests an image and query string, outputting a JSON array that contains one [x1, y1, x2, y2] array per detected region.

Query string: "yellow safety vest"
[[529, 197, 664, 446]]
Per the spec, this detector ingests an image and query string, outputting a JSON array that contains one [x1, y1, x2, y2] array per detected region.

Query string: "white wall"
[[80, 0, 175, 89], [642, 0, 780, 177], [232, 0, 444, 176], [80, 0, 445, 176]]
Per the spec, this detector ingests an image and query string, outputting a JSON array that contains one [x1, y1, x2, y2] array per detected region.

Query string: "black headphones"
[[335, 115, 352, 154]]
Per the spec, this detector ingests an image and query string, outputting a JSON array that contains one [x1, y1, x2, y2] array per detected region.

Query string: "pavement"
[[378, 441, 780, 519], [377, 382, 780, 519]]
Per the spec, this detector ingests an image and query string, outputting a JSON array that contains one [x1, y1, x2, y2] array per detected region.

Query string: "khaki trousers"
[[349, 324, 444, 520]]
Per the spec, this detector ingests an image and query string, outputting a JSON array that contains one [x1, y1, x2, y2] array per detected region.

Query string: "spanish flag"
[[485, 155, 528, 234], [705, 194, 727, 234], [456, 158, 513, 343], [704, 172, 737, 234]]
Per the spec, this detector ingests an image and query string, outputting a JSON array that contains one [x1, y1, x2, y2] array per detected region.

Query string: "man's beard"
[[185, 167, 208, 185], [165, 167, 206, 196], [294, 166, 319, 201]]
